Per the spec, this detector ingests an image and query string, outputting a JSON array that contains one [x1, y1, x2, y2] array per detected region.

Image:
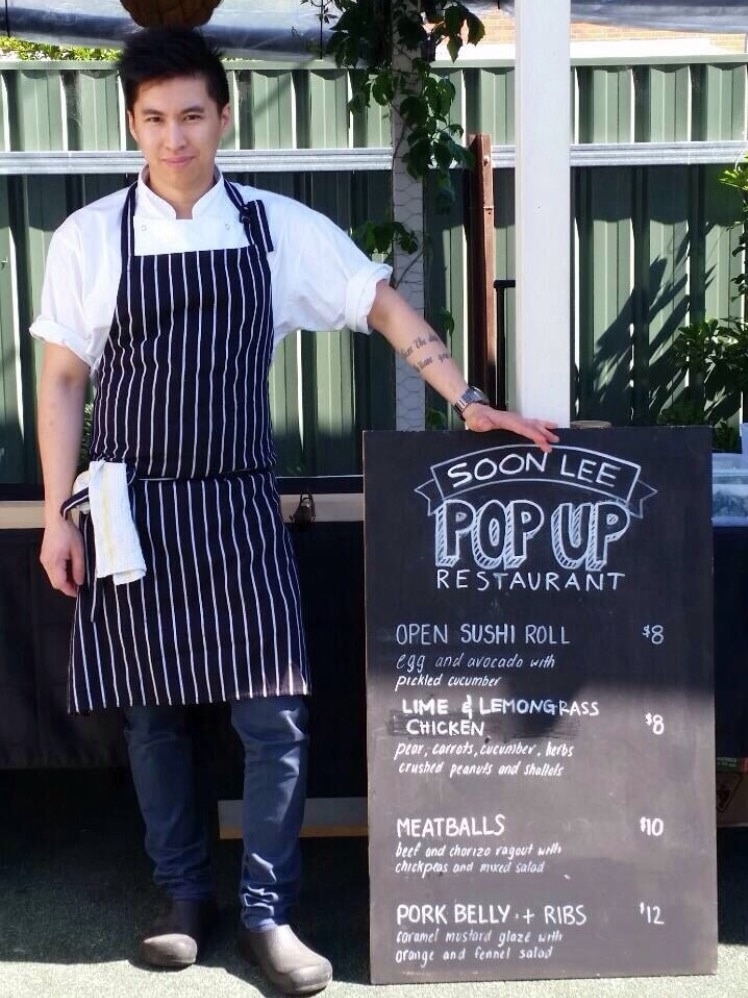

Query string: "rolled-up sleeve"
[[29, 224, 95, 368], [344, 262, 392, 333], [267, 196, 392, 342]]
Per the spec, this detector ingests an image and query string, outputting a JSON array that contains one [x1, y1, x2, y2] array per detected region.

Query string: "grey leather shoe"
[[138, 897, 219, 968], [238, 924, 333, 995]]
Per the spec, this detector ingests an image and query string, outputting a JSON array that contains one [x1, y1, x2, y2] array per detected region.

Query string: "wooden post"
[[467, 133, 498, 406]]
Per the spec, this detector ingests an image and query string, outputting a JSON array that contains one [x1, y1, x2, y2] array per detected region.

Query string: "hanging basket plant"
[[120, 0, 223, 27]]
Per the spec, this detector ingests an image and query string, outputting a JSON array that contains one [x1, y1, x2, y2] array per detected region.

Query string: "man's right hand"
[[40, 516, 85, 597]]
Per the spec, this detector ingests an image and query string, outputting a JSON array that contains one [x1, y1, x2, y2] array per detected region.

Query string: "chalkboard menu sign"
[[363, 427, 716, 984]]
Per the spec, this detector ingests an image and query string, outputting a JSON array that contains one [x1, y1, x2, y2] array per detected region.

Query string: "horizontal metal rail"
[[0, 140, 745, 175], [5, 54, 746, 70], [496, 140, 748, 168], [0, 147, 394, 175], [567, 140, 748, 168]]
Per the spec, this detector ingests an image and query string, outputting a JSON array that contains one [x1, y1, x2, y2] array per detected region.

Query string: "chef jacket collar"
[[136, 167, 235, 220]]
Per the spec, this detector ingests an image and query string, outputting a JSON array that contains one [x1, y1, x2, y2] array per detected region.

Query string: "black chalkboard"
[[363, 427, 716, 983]]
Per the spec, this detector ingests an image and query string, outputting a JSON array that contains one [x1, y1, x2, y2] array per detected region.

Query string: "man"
[[33, 25, 557, 996]]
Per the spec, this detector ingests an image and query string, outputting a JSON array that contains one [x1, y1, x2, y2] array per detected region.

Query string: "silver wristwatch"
[[453, 385, 491, 420]]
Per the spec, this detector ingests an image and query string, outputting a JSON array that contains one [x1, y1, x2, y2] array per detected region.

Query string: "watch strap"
[[453, 385, 491, 420]]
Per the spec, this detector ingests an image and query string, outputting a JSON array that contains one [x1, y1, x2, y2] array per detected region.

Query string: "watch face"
[[453, 387, 490, 419], [456, 387, 488, 412]]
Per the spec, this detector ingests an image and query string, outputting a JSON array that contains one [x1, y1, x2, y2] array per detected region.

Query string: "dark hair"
[[117, 27, 229, 112]]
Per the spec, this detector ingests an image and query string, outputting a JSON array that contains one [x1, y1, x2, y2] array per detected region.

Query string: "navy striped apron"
[[68, 180, 309, 712]]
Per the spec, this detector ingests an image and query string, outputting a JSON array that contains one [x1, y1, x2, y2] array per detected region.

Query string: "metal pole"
[[493, 278, 516, 412]]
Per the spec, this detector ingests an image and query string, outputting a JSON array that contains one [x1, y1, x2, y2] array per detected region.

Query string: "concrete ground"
[[1, 769, 748, 998]]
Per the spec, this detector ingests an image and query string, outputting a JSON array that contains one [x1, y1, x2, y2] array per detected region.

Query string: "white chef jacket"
[[30, 169, 392, 369]]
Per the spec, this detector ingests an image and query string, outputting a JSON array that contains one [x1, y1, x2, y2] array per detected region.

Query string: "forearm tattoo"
[[399, 332, 450, 372]]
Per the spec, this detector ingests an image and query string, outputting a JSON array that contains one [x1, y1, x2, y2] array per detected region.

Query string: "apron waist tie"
[[136, 465, 271, 482]]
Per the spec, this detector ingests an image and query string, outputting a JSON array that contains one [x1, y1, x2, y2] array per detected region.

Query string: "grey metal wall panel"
[[0, 177, 25, 483], [0, 73, 11, 152], [232, 68, 296, 150], [351, 78, 390, 149], [270, 333, 304, 477], [464, 66, 514, 143], [305, 69, 349, 149], [11, 68, 65, 151], [578, 66, 633, 143], [694, 63, 747, 141], [575, 167, 635, 426], [699, 165, 744, 324], [640, 168, 692, 418], [638, 65, 692, 142], [66, 67, 121, 151], [299, 328, 359, 476]]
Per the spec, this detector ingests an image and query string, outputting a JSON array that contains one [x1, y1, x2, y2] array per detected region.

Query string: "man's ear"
[[127, 110, 137, 144], [219, 103, 231, 136]]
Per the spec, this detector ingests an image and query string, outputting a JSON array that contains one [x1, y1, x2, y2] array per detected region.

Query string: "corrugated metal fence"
[[0, 54, 746, 485]]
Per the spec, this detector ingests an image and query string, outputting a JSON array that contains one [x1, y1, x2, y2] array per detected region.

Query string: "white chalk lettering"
[[396, 904, 448, 925], [395, 623, 449, 646], [397, 814, 506, 838], [454, 903, 511, 924]]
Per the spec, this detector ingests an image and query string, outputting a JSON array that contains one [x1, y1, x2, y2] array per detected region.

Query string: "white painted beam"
[[515, 0, 572, 425]]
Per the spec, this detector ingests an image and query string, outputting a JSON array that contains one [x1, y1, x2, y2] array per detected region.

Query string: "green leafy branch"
[[351, 219, 419, 257], [660, 317, 748, 449], [327, 1, 482, 200]]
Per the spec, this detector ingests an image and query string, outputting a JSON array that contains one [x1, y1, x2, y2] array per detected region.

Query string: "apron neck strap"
[[224, 179, 274, 254]]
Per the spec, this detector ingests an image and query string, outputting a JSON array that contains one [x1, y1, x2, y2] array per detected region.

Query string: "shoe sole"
[[251, 969, 332, 996], [138, 939, 197, 970], [138, 951, 196, 969], [239, 942, 332, 995]]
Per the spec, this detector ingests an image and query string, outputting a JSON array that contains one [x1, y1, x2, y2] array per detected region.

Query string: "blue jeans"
[[123, 696, 308, 930]]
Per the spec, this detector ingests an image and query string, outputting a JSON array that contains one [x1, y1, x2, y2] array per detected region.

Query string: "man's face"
[[127, 75, 230, 209]]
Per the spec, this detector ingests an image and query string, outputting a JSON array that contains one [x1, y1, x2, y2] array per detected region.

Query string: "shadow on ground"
[[0, 770, 371, 985]]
